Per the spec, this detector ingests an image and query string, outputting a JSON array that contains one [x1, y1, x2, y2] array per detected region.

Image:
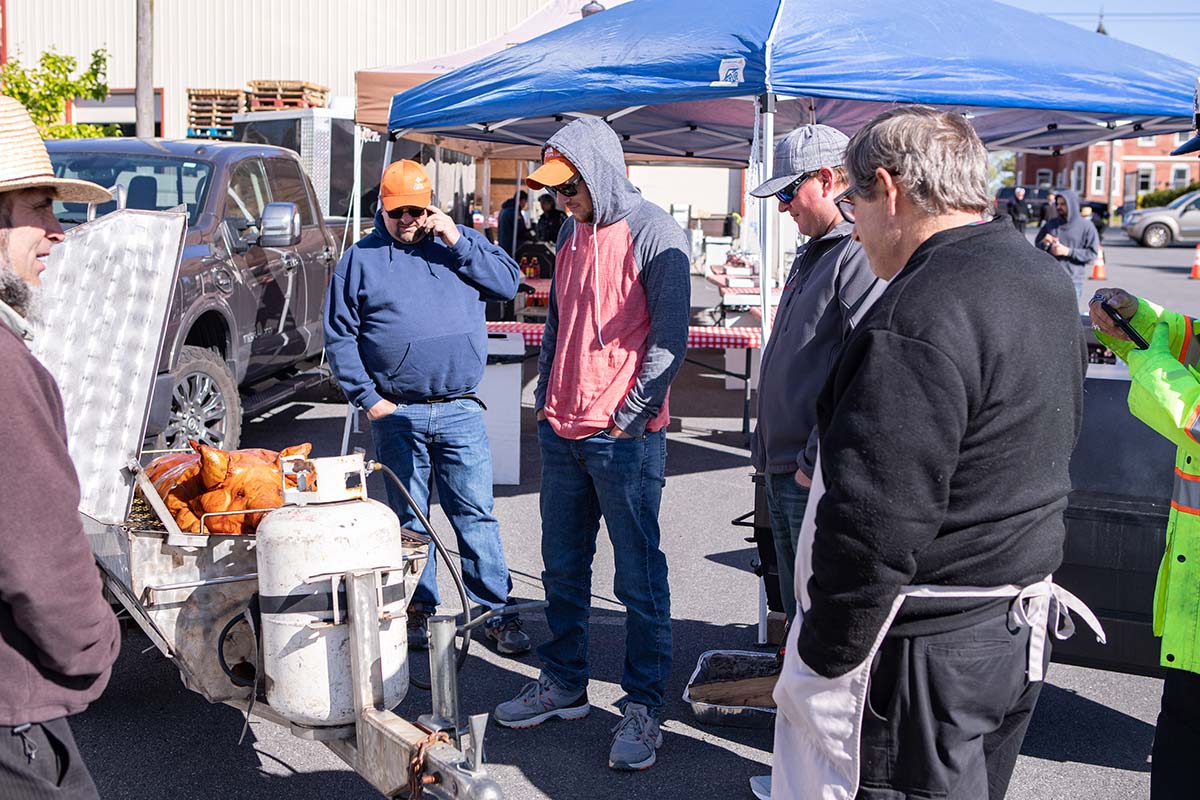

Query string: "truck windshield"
[[49, 153, 213, 226]]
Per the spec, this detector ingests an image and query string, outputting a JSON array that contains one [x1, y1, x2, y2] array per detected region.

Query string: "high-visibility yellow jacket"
[[1099, 297, 1200, 675]]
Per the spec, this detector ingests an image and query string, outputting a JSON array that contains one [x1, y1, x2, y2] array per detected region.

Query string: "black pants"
[[1151, 667, 1200, 800], [0, 718, 98, 800], [858, 612, 1045, 800]]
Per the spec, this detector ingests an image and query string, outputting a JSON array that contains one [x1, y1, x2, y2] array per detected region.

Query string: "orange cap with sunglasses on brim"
[[380, 159, 432, 211], [526, 147, 579, 190]]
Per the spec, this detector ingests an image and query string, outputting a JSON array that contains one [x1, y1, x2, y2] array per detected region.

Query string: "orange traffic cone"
[[1090, 246, 1107, 280], [1191, 245, 1200, 280]]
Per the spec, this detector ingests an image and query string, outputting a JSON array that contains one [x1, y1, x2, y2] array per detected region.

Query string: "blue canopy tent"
[[386, 0, 1197, 336]]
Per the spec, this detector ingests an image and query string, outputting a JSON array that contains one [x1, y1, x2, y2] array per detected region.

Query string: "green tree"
[[0, 48, 120, 138]]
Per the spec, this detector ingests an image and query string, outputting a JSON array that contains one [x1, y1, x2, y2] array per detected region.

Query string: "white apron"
[[771, 454, 1107, 800]]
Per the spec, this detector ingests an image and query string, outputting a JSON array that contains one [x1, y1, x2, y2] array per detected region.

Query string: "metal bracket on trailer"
[[328, 568, 503, 799]]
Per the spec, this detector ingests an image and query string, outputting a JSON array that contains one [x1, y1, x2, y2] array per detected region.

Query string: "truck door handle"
[[317, 247, 335, 265], [281, 253, 302, 271]]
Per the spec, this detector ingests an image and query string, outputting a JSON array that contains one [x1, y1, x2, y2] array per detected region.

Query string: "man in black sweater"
[[773, 107, 1088, 800]]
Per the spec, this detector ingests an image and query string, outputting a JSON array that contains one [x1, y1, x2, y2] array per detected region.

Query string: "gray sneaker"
[[750, 774, 771, 799], [608, 703, 663, 771], [493, 675, 589, 729], [485, 617, 532, 655]]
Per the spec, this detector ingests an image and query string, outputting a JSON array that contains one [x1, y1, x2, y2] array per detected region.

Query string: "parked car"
[[1122, 189, 1200, 248], [993, 185, 1049, 222], [1081, 200, 1110, 236], [48, 139, 346, 449]]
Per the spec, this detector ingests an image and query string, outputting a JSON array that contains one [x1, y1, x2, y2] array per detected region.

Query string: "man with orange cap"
[[492, 118, 690, 772], [324, 160, 530, 655]]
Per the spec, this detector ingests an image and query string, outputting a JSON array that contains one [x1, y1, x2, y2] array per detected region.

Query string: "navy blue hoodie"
[[324, 211, 520, 410]]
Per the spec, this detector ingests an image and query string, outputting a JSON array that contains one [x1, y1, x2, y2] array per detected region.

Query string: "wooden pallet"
[[247, 79, 328, 108], [187, 88, 246, 129]]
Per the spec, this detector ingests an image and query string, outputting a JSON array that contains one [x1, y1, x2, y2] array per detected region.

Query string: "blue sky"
[[1001, 1, 1199, 66]]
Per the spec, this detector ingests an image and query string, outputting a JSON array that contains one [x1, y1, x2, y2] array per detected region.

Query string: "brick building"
[[1015, 131, 1199, 211]]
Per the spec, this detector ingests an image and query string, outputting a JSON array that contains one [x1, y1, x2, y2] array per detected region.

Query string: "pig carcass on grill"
[[144, 441, 312, 534]]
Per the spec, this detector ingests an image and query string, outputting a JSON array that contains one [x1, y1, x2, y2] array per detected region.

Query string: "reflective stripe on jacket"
[[1101, 298, 1200, 673]]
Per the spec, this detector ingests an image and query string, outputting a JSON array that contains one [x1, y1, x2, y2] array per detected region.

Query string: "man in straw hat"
[[0, 96, 120, 798]]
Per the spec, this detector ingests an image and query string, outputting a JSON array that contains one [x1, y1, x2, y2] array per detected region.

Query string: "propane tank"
[[255, 455, 412, 727]]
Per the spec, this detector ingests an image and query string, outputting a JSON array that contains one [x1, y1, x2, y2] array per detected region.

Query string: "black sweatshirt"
[[797, 217, 1086, 678]]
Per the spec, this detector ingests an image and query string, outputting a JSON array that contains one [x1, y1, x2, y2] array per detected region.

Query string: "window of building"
[[1091, 161, 1105, 195], [1138, 135, 1158, 146], [1137, 165, 1155, 193], [1035, 168, 1053, 187], [1173, 166, 1191, 190], [1180, 131, 1194, 146], [1071, 162, 1085, 193]]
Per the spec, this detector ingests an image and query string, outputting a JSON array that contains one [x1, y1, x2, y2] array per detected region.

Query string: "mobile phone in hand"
[[1100, 300, 1149, 350]]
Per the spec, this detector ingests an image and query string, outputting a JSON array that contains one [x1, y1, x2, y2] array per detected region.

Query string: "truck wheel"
[[1141, 223, 1170, 249], [161, 345, 241, 450]]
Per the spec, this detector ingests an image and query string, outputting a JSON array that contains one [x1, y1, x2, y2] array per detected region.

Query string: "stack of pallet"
[[247, 80, 329, 111], [186, 88, 246, 140]]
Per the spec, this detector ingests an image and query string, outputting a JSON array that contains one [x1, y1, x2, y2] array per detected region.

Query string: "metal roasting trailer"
[[32, 209, 513, 799]]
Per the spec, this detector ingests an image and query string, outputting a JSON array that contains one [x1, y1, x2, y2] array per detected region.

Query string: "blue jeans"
[[764, 471, 810, 622], [371, 399, 513, 623], [536, 421, 672, 714]]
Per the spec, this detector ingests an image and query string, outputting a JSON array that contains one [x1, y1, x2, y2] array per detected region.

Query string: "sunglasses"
[[774, 173, 813, 205], [386, 205, 428, 220], [833, 185, 859, 224], [547, 173, 583, 198]]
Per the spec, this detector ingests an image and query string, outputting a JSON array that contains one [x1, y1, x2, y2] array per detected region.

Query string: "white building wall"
[[5, 0, 548, 137]]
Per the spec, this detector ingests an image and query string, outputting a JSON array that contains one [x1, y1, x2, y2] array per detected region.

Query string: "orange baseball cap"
[[380, 160, 432, 211], [526, 147, 579, 190]]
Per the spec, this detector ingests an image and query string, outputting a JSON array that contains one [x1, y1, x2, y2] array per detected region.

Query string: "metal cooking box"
[[32, 209, 186, 528]]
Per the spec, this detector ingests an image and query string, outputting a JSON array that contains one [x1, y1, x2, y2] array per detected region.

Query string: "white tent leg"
[[482, 157, 492, 222], [382, 139, 394, 180], [511, 160, 525, 256], [341, 404, 358, 456], [345, 125, 363, 255], [757, 94, 776, 344]]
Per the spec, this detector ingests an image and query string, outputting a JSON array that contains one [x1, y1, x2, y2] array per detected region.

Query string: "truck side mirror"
[[259, 202, 301, 247]]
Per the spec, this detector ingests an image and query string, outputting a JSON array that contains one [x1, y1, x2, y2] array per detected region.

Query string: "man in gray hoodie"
[[492, 118, 690, 772]]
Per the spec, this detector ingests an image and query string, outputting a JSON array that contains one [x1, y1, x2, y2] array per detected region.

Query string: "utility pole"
[[135, 0, 153, 137]]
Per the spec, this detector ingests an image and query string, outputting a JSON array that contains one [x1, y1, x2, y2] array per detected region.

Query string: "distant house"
[[1015, 131, 1199, 210]]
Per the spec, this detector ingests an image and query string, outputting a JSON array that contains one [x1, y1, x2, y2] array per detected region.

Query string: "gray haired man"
[[771, 107, 1091, 799]]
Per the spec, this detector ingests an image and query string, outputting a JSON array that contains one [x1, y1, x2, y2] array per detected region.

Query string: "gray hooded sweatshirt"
[[1035, 188, 1100, 281], [533, 117, 691, 438]]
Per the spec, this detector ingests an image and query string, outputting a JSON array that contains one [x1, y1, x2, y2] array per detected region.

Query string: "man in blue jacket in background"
[[324, 159, 531, 655]]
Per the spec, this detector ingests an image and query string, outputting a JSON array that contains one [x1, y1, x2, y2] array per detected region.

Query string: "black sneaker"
[[407, 607, 430, 650], [485, 617, 532, 655]]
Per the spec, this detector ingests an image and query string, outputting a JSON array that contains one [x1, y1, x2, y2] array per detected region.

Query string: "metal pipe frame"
[[335, 569, 502, 799]]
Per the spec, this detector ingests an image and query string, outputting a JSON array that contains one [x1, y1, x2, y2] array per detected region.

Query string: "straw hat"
[[0, 96, 110, 203]]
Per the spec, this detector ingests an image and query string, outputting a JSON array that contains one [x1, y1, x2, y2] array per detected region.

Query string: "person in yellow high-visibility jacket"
[[1091, 287, 1200, 800]]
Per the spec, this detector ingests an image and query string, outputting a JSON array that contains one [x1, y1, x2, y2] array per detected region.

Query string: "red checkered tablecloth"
[[486, 321, 762, 350], [523, 277, 552, 303]]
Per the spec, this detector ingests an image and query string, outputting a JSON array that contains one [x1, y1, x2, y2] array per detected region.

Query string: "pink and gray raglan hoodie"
[[534, 118, 691, 439]]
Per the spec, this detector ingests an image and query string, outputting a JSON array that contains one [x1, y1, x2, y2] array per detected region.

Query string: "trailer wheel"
[[160, 345, 241, 450]]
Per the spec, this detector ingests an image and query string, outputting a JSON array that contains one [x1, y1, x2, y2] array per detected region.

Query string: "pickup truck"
[[48, 139, 346, 449]]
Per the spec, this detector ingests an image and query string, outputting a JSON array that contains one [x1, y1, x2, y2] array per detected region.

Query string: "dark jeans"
[[0, 718, 98, 800], [764, 472, 810, 622], [536, 421, 672, 713], [371, 399, 514, 624], [1151, 667, 1200, 799], [858, 613, 1045, 800]]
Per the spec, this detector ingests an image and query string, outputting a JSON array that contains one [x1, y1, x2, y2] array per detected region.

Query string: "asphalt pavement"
[[72, 228, 1198, 799]]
